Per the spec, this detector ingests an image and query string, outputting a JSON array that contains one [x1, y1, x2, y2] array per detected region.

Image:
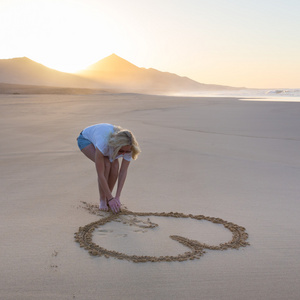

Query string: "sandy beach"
[[1, 93, 300, 299]]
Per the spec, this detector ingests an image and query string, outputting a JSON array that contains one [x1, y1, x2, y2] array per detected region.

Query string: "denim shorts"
[[77, 132, 92, 150]]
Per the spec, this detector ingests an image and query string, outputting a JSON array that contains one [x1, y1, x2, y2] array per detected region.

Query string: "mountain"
[[80, 53, 140, 77], [0, 54, 240, 94], [0, 57, 101, 89], [77, 54, 238, 93]]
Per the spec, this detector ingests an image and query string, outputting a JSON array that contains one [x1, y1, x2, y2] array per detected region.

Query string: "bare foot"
[[99, 199, 108, 211]]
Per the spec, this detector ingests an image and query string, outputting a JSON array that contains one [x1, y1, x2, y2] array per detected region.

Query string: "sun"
[[2, 0, 121, 73]]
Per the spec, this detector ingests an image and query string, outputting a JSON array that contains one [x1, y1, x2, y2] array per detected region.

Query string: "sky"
[[1, 0, 299, 88]]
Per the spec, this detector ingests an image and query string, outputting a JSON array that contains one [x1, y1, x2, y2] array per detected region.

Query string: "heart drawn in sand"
[[74, 202, 249, 263]]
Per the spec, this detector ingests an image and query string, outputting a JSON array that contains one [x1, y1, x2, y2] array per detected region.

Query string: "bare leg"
[[81, 144, 109, 210], [81, 144, 96, 162], [100, 159, 120, 210], [108, 159, 120, 206], [108, 159, 119, 191], [98, 157, 111, 211]]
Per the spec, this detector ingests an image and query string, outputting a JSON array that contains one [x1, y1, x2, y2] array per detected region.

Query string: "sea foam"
[[175, 89, 300, 102]]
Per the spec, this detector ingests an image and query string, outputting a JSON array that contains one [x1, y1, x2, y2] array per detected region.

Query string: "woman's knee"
[[103, 157, 111, 169], [111, 159, 119, 174]]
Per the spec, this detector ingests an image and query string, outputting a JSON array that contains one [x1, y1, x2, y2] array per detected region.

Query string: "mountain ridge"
[[0, 54, 242, 94], [77, 54, 240, 92], [0, 56, 101, 89]]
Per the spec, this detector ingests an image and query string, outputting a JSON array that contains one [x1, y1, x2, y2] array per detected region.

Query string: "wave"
[[265, 89, 300, 97], [178, 89, 300, 99]]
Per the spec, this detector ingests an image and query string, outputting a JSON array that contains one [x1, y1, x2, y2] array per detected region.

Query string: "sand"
[[75, 202, 249, 262], [0, 93, 300, 299]]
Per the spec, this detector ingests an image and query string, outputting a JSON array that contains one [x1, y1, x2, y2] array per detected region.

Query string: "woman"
[[77, 123, 141, 213]]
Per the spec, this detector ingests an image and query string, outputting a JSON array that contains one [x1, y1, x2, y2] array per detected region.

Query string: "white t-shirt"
[[82, 123, 132, 162]]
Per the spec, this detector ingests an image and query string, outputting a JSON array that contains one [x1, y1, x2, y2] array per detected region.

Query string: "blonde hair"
[[108, 126, 141, 161]]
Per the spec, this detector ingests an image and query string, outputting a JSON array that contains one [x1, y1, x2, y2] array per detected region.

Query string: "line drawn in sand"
[[75, 202, 250, 263]]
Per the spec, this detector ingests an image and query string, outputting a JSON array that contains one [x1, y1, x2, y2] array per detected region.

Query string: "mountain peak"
[[3, 57, 33, 63], [109, 53, 119, 58], [83, 54, 139, 73]]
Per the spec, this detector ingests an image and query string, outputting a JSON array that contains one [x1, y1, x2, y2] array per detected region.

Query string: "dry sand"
[[0, 93, 300, 299]]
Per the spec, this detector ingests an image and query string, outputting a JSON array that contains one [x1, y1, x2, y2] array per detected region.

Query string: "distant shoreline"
[[0, 82, 108, 95], [0, 82, 239, 96], [1, 83, 299, 102]]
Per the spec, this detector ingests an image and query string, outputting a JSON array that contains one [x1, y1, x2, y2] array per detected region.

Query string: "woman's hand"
[[114, 196, 121, 207], [108, 197, 121, 213]]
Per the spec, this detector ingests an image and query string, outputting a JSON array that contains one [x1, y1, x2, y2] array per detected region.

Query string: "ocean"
[[177, 89, 300, 102]]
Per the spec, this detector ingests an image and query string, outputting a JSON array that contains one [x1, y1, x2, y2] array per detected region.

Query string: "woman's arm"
[[95, 148, 113, 200], [115, 159, 130, 200]]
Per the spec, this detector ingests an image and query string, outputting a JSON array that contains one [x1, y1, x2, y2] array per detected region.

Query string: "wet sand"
[[0, 93, 300, 299]]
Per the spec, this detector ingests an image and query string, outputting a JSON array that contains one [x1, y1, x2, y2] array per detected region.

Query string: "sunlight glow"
[[1, 0, 123, 73], [0, 0, 299, 87]]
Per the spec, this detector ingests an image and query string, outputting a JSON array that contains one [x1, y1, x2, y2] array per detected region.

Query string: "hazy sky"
[[1, 0, 299, 88]]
